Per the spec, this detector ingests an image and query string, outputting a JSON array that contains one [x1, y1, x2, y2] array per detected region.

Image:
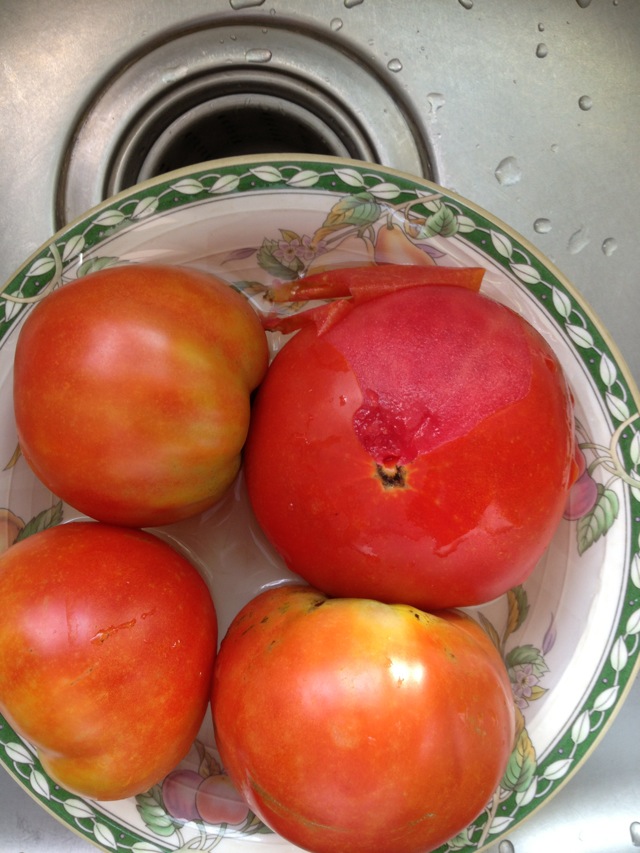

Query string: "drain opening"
[[57, 23, 432, 227], [105, 76, 379, 198], [134, 94, 359, 185]]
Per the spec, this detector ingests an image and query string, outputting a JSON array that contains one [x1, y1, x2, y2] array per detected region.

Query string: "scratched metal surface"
[[1, 1, 639, 851]]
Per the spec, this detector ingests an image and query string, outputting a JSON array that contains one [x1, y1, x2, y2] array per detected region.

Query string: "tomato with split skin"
[[0, 521, 217, 800], [245, 278, 577, 609]]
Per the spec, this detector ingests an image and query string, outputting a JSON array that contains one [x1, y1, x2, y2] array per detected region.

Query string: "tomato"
[[245, 282, 577, 609], [13, 264, 268, 527], [212, 584, 515, 853], [0, 521, 217, 800]]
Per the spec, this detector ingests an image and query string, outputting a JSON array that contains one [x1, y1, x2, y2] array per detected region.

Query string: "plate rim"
[[1, 152, 639, 853]]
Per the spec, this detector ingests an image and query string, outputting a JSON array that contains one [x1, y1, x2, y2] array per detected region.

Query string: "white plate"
[[1, 155, 639, 853]]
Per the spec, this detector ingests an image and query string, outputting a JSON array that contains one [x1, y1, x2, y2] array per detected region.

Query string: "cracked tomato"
[[0, 521, 217, 800], [245, 274, 577, 609]]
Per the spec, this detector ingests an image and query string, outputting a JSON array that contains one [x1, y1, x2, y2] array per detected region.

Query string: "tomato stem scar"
[[375, 462, 407, 489]]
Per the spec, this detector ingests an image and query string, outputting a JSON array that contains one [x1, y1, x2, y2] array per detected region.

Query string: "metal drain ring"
[[56, 20, 432, 226], [109, 68, 379, 190]]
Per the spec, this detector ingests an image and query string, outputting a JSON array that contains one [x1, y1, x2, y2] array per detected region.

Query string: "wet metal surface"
[[1, 1, 639, 850]]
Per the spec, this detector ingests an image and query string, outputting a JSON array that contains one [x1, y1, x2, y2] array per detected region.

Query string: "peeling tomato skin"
[[245, 285, 576, 610], [325, 286, 533, 464]]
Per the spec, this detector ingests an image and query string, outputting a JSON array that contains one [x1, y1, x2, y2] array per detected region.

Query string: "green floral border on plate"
[[1, 157, 639, 853]]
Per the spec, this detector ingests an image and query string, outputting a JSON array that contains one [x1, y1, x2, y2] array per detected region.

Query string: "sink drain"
[[56, 20, 432, 226], [136, 94, 353, 176], [107, 68, 379, 192]]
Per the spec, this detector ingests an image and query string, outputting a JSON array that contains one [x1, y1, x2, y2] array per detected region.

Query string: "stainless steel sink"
[[1, 1, 639, 851]]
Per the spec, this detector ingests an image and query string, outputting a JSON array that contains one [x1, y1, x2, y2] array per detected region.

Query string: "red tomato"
[[212, 584, 515, 853], [0, 521, 217, 800], [245, 283, 577, 609], [13, 264, 268, 527]]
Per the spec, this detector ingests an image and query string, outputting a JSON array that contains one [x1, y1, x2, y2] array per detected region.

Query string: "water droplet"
[[568, 225, 590, 254], [630, 821, 640, 846], [458, 0, 474, 7], [494, 156, 522, 187], [551, 143, 560, 153], [229, 0, 265, 8], [534, 218, 552, 234], [245, 47, 272, 63], [602, 237, 618, 256], [387, 58, 403, 73], [330, 17, 343, 31], [344, 0, 364, 7], [576, 0, 591, 7], [427, 92, 446, 115], [536, 43, 548, 58], [538, 22, 545, 32], [578, 95, 593, 111], [498, 841, 515, 853]]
